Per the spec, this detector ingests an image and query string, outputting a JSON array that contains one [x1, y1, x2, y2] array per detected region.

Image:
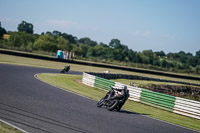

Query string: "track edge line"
[[0, 119, 29, 133]]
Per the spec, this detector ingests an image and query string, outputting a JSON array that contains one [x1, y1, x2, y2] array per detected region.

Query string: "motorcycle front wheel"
[[60, 70, 65, 73], [107, 99, 119, 111], [97, 98, 105, 107]]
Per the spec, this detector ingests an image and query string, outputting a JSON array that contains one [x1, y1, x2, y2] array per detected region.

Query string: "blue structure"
[[56, 50, 63, 59]]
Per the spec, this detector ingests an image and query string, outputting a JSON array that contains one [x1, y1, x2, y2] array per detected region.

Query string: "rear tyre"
[[107, 99, 119, 111], [116, 102, 124, 112]]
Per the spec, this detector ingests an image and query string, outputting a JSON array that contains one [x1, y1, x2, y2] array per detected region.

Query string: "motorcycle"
[[97, 86, 129, 111], [60, 65, 70, 73]]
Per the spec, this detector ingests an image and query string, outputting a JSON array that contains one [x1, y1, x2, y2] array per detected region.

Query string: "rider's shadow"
[[117, 110, 149, 115]]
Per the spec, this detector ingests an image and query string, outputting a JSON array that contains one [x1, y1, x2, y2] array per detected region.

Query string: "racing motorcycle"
[[97, 86, 129, 111], [60, 65, 70, 73]]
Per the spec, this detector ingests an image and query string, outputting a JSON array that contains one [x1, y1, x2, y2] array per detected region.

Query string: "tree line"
[[0, 21, 200, 74]]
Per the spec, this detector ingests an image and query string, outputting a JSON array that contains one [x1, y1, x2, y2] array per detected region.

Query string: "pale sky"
[[0, 0, 200, 55]]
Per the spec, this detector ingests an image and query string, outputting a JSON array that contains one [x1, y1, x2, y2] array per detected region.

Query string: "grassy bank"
[[0, 122, 22, 133], [37, 73, 200, 131]]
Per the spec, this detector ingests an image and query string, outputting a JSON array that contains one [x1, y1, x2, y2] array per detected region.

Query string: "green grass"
[[37, 74, 105, 101], [37, 73, 200, 132], [113, 79, 185, 86], [0, 53, 199, 84], [0, 122, 22, 133]]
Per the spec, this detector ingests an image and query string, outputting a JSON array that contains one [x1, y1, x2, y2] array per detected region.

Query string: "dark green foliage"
[[79, 37, 97, 47], [8, 32, 39, 50], [17, 21, 34, 34], [0, 26, 7, 39], [62, 33, 77, 43]]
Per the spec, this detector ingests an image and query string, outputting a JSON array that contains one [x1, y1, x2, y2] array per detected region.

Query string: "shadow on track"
[[118, 110, 149, 115]]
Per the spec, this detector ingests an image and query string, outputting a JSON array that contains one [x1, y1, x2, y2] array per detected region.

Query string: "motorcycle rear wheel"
[[116, 102, 124, 112], [107, 99, 119, 111]]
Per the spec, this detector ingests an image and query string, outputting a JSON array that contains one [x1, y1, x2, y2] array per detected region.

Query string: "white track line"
[[0, 119, 28, 133]]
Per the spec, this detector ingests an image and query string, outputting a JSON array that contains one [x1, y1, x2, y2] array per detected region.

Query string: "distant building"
[[3, 34, 10, 40]]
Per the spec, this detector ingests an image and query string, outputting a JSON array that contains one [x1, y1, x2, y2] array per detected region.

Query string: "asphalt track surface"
[[0, 64, 198, 133]]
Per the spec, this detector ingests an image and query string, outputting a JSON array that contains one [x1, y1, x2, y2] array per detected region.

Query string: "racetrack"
[[0, 64, 198, 133]]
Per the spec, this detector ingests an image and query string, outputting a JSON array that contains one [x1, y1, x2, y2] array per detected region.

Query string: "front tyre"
[[60, 70, 65, 73], [97, 98, 105, 107], [107, 99, 119, 111]]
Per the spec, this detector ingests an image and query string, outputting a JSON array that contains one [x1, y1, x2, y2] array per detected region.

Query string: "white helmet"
[[122, 85, 127, 90]]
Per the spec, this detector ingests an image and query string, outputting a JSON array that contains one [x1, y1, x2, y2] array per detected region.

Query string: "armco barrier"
[[140, 89, 176, 112], [94, 76, 115, 91], [82, 72, 200, 120], [174, 97, 200, 119]]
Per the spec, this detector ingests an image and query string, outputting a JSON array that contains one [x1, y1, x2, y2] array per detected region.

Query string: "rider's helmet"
[[122, 85, 127, 90], [122, 85, 129, 97]]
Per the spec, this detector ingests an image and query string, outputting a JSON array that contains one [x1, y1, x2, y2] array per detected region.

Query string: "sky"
[[0, 0, 200, 55]]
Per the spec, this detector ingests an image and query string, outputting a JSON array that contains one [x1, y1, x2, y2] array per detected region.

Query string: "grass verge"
[[37, 73, 200, 131], [113, 79, 185, 86], [0, 122, 22, 133]]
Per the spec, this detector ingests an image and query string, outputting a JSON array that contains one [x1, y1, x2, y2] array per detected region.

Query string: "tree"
[[196, 59, 200, 66], [52, 30, 61, 37], [195, 65, 200, 74], [127, 49, 136, 62], [186, 56, 197, 67], [0, 25, 7, 39], [79, 37, 97, 47], [155, 51, 165, 57], [57, 37, 69, 50], [8, 32, 38, 49], [161, 59, 167, 68], [167, 52, 180, 59], [93, 44, 108, 59], [87, 47, 96, 57], [109, 39, 122, 49], [62, 33, 77, 44], [33, 35, 57, 52], [153, 59, 160, 66], [142, 50, 154, 64], [45, 31, 52, 36], [17, 21, 34, 34], [195, 50, 200, 58], [79, 44, 88, 57]]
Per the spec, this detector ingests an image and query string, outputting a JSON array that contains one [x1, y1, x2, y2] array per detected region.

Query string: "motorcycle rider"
[[111, 86, 129, 100], [63, 65, 70, 72], [110, 85, 129, 111], [60, 65, 70, 73]]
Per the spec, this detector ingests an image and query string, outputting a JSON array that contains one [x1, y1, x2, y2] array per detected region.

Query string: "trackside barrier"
[[174, 97, 200, 119], [82, 73, 95, 87], [140, 89, 176, 112], [95, 76, 115, 91], [82, 72, 200, 120]]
